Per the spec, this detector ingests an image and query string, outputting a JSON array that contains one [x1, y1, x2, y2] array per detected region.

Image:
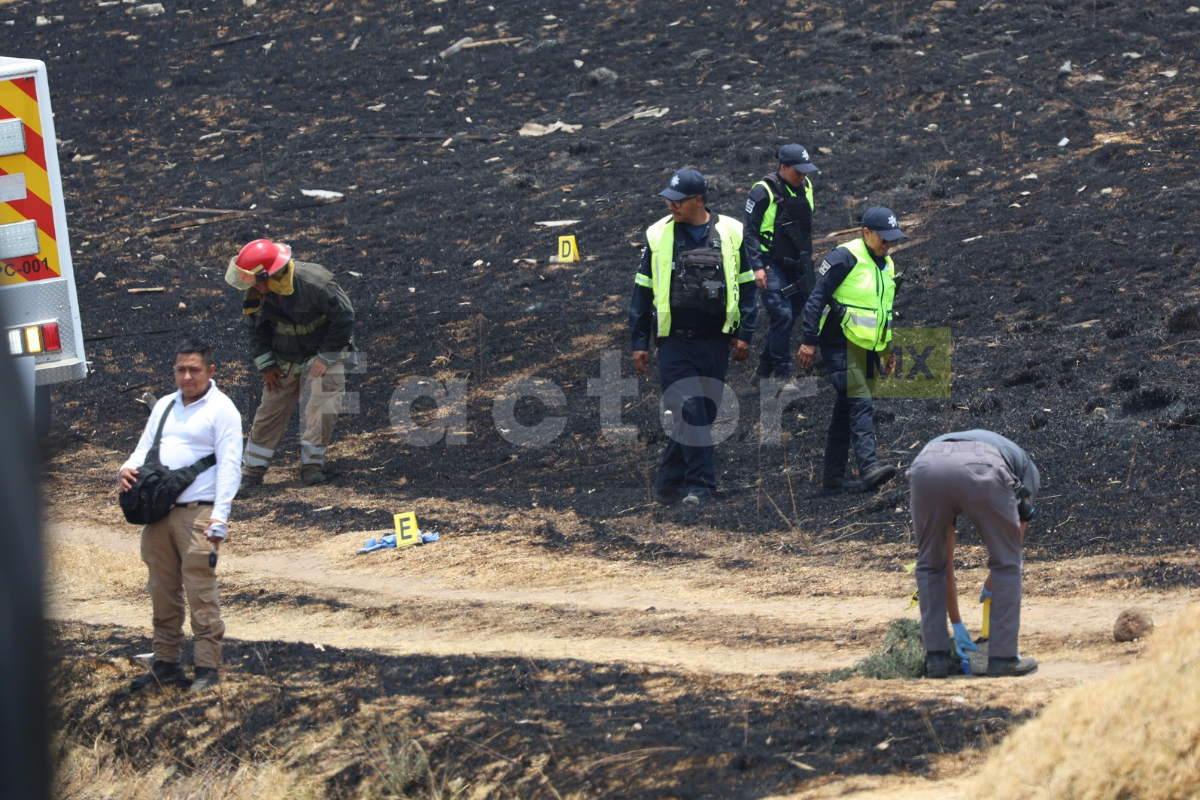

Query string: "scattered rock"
[[1029, 410, 1049, 430], [587, 67, 618, 86], [1114, 609, 1153, 642], [132, 4, 165, 16]]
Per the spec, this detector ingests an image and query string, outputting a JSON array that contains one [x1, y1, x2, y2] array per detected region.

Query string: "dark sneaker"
[[821, 476, 863, 493], [680, 489, 710, 508], [861, 464, 897, 492], [925, 650, 958, 679], [987, 655, 1038, 677], [301, 465, 327, 486], [750, 370, 771, 389], [654, 489, 686, 505], [130, 660, 188, 692], [190, 667, 220, 691]]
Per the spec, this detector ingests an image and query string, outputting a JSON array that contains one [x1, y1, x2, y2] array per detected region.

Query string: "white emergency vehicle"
[[0, 57, 87, 434]]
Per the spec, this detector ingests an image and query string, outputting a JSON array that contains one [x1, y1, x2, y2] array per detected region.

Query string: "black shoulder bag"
[[119, 400, 217, 525]]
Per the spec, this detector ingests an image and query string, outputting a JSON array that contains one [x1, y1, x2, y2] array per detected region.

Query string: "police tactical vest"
[[753, 172, 814, 262], [818, 238, 895, 352], [669, 232, 727, 315], [645, 213, 746, 339]]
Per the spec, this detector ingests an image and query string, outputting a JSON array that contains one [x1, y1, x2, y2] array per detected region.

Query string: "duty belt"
[[668, 327, 724, 341]]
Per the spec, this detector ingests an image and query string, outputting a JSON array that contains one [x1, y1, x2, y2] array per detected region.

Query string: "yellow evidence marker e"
[[393, 511, 421, 548], [557, 234, 580, 263]]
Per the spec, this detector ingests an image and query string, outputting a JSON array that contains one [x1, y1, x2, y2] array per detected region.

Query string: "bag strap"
[[144, 399, 176, 467], [174, 453, 217, 482]]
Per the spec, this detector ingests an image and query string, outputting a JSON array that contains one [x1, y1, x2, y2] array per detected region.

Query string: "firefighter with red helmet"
[[225, 239, 356, 489]]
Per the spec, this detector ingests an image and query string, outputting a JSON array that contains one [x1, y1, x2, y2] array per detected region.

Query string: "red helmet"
[[234, 239, 292, 281]]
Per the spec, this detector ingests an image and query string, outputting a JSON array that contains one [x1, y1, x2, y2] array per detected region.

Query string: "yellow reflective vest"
[[635, 213, 752, 339], [818, 238, 896, 352], [753, 176, 814, 253]]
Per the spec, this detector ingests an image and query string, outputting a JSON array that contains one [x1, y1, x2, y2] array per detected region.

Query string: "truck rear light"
[[40, 322, 60, 352], [23, 326, 43, 354], [7, 328, 20, 355]]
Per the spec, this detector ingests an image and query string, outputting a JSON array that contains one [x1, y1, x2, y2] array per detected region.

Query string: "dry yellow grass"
[[971, 602, 1200, 799], [55, 737, 325, 799]]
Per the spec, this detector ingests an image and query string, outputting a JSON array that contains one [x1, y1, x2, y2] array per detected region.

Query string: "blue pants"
[[656, 334, 731, 495], [756, 267, 807, 379], [820, 343, 879, 480]]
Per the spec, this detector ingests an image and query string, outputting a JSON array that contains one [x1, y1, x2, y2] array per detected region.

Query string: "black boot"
[[925, 650, 958, 679], [987, 655, 1038, 677], [190, 666, 221, 691], [130, 660, 188, 691]]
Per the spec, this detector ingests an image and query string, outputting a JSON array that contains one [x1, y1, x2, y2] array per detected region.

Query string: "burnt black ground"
[[16, 0, 1200, 793], [51, 620, 1031, 799], [25, 0, 1200, 556]]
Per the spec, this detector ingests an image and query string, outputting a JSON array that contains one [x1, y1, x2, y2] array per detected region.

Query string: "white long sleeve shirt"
[[121, 381, 243, 527]]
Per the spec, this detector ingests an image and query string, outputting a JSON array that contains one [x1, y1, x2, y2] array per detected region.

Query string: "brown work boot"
[[300, 465, 327, 486]]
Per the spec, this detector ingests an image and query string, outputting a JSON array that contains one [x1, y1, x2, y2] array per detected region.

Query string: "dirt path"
[[47, 520, 1186, 684]]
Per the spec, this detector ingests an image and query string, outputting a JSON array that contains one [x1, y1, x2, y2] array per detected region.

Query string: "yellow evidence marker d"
[[557, 234, 580, 263], [393, 511, 421, 548]]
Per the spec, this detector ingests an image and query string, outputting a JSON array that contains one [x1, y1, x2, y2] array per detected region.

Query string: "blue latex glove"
[[953, 622, 979, 658], [979, 586, 993, 603]]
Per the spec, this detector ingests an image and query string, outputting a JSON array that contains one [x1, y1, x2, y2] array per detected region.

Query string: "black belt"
[[176, 501, 214, 509], [668, 328, 724, 341]]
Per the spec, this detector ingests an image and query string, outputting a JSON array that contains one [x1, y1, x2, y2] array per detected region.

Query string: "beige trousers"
[[243, 363, 345, 470], [140, 503, 224, 669]]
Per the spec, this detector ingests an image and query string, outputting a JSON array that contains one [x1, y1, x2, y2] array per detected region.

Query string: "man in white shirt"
[[119, 339, 242, 692]]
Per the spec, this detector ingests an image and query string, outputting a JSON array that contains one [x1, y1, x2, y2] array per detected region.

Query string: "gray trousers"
[[909, 440, 1024, 659]]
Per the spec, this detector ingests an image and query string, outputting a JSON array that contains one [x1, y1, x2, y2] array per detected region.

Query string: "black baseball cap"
[[659, 168, 708, 201], [777, 144, 819, 174], [862, 206, 907, 241]]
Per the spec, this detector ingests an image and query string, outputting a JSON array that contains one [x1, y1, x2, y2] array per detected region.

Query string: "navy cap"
[[862, 206, 907, 241], [777, 144, 819, 174], [658, 168, 708, 201]]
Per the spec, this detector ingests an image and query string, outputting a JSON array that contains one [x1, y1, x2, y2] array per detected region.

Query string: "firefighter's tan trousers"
[[243, 363, 345, 472], [140, 503, 224, 669]]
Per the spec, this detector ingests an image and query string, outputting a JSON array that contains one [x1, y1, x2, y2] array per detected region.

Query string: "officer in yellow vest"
[[796, 207, 903, 493], [744, 144, 818, 393], [630, 168, 758, 507]]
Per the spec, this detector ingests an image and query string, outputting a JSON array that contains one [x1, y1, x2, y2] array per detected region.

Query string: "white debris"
[[367, 103, 386, 111], [1123, 52, 1142, 59], [1160, 70, 1178, 78], [260, 41, 274, 55], [1059, 60, 1072, 74], [439, 37, 473, 59], [1084, 74, 1105, 82], [518, 120, 582, 136], [1021, 173, 1039, 181], [243, 0, 257, 7], [301, 189, 344, 199], [94, 272, 106, 281], [631, 107, 669, 119], [573, 59, 584, 68], [424, 25, 444, 34], [132, 4, 165, 16], [1058, 137, 1069, 147]]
